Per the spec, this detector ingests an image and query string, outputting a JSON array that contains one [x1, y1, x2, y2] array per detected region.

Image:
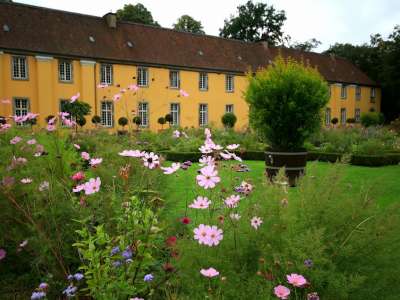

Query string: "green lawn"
[[161, 161, 400, 221]]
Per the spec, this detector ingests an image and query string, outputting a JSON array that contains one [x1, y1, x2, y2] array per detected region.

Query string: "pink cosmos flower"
[[71, 171, 85, 181], [179, 89, 189, 97], [38, 181, 49, 191], [73, 144, 80, 149], [21, 178, 32, 184], [274, 285, 290, 299], [226, 144, 240, 150], [46, 124, 56, 132], [189, 196, 211, 209], [89, 158, 103, 167], [199, 144, 213, 154], [27, 139, 37, 145], [251, 216, 263, 230], [142, 152, 160, 169], [204, 128, 212, 139], [172, 130, 180, 138], [81, 152, 90, 161], [70, 92, 80, 103], [128, 84, 139, 92], [0, 249, 6, 260], [160, 162, 180, 174], [10, 136, 22, 144], [73, 177, 101, 195], [59, 112, 70, 119], [206, 225, 224, 246], [62, 118, 75, 128], [287, 273, 307, 287], [224, 195, 241, 208], [199, 155, 215, 167], [231, 153, 243, 162], [113, 93, 122, 102], [200, 267, 219, 278], [220, 151, 232, 160], [196, 165, 220, 189], [211, 144, 223, 151], [119, 149, 144, 157], [47, 116, 57, 125], [0, 123, 11, 132], [193, 224, 210, 245], [230, 213, 241, 221]]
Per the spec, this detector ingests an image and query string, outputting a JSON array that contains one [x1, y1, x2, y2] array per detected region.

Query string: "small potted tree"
[[118, 117, 129, 135], [246, 57, 329, 186], [76, 116, 86, 131], [331, 117, 339, 127], [91, 115, 101, 128], [165, 113, 173, 127], [132, 116, 142, 131], [158, 117, 166, 131], [221, 112, 237, 129]]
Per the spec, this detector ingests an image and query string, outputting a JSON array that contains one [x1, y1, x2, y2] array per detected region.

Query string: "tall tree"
[[219, 1, 286, 45], [289, 38, 322, 52], [173, 15, 205, 34], [325, 25, 400, 121], [116, 3, 159, 26]]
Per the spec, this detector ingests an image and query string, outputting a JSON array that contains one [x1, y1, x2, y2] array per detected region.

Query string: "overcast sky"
[[16, 0, 400, 52]]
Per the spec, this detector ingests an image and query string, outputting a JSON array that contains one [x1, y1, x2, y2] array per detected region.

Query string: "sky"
[[16, 0, 400, 52]]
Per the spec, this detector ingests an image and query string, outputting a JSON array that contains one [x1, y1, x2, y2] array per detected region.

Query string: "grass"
[[161, 161, 400, 222]]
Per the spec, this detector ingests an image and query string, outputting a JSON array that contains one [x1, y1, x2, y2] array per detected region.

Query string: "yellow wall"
[[0, 52, 381, 131]]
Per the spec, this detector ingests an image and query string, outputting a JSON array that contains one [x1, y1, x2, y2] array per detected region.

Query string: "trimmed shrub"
[[165, 114, 173, 124], [118, 117, 128, 128], [221, 112, 237, 128], [76, 117, 86, 127], [331, 117, 338, 125], [350, 153, 400, 166], [91, 115, 101, 125], [158, 117, 166, 128], [133, 116, 141, 126], [346, 118, 356, 124], [307, 151, 343, 163], [361, 112, 384, 127]]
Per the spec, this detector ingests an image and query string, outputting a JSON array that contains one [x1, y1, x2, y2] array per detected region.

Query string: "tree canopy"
[[116, 3, 159, 26], [219, 1, 286, 45], [173, 15, 205, 34], [289, 38, 322, 52]]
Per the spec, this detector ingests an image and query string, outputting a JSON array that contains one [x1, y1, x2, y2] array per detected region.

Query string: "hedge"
[[159, 150, 400, 167]]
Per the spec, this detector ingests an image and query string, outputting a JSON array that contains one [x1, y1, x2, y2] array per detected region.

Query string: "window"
[[370, 87, 376, 102], [138, 102, 149, 127], [225, 104, 234, 113], [13, 98, 29, 125], [100, 64, 113, 85], [225, 75, 234, 92], [169, 70, 180, 89], [199, 104, 208, 127], [137, 67, 149, 87], [341, 85, 347, 99], [59, 60, 73, 82], [101, 101, 114, 127], [340, 108, 346, 125], [170, 103, 180, 126], [355, 108, 361, 123], [325, 108, 331, 126], [199, 72, 208, 91], [355, 86, 361, 100], [12, 56, 28, 79]]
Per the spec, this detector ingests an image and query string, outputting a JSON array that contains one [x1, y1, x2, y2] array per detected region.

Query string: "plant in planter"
[[118, 117, 129, 135], [221, 112, 237, 129], [91, 115, 101, 128], [245, 56, 329, 185], [165, 113, 173, 127], [76, 116, 86, 129], [331, 117, 339, 126], [158, 117, 166, 130], [132, 116, 142, 131]]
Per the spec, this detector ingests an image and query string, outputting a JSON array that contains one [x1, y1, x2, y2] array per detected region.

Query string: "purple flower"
[[0, 248, 6, 260], [112, 260, 122, 268], [74, 273, 84, 281], [122, 247, 133, 259], [31, 291, 46, 300], [110, 246, 120, 256], [63, 285, 77, 297], [38, 282, 48, 289], [144, 273, 154, 282], [67, 274, 74, 281], [307, 292, 320, 300], [304, 259, 313, 268]]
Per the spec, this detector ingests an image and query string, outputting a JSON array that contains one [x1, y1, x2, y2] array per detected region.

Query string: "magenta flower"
[[46, 124, 56, 132], [89, 158, 103, 167], [206, 225, 223, 246], [193, 224, 210, 245], [172, 130, 181, 138], [70, 92, 80, 103], [200, 267, 219, 278], [142, 152, 160, 169], [274, 285, 290, 299], [48, 116, 57, 125], [0, 248, 6, 260], [71, 171, 85, 181], [27, 139, 37, 145], [287, 273, 307, 287], [21, 178, 33, 184], [128, 84, 139, 92], [113, 94, 122, 102], [224, 195, 241, 208], [73, 177, 101, 195], [189, 196, 211, 209], [10, 136, 22, 144], [193, 224, 223, 247], [251, 216, 263, 230], [196, 165, 220, 189], [119, 149, 144, 157], [81, 152, 90, 161], [62, 118, 75, 128], [0, 123, 11, 132], [160, 163, 180, 174]]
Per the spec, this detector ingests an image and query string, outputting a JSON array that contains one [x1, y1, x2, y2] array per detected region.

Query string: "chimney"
[[104, 13, 117, 29]]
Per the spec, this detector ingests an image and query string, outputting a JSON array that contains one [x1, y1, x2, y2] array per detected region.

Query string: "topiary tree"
[[331, 117, 339, 125], [221, 112, 237, 129], [92, 115, 101, 127], [132, 116, 142, 130], [346, 118, 356, 124], [118, 117, 129, 129], [361, 112, 385, 127], [76, 117, 86, 128], [245, 56, 329, 151], [165, 114, 173, 126], [158, 117, 166, 129], [61, 100, 91, 132]]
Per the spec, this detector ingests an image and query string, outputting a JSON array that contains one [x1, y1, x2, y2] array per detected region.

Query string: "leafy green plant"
[[158, 117, 166, 129], [118, 117, 129, 129], [221, 112, 237, 128], [331, 117, 339, 125], [92, 115, 101, 125], [361, 112, 384, 127], [245, 56, 329, 150]]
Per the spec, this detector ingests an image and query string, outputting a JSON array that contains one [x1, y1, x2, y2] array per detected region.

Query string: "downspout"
[[94, 62, 98, 116]]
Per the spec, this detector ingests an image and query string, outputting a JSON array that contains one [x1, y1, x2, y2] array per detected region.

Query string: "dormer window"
[[370, 87, 376, 103], [225, 75, 234, 92], [59, 60, 73, 82], [12, 56, 28, 80], [137, 67, 149, 87], [169, 70, 180, 89], [341, 84, 347, 99], [199, 72, 208, 91], [100, 64, 113, 85]]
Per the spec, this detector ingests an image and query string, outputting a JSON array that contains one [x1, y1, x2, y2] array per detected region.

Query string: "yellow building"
[[0, 2, 380, 131]]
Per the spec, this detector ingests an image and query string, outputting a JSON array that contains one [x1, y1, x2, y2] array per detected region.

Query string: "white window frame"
[[199, 72, 208, 91], [199, 104, 208, 127], [12, 56, 28, 80], [169, 70, 180, 89], [355, 108, 361, 123], [101, 101, 114, 127], [340, 108, 346, 125], [325, 107, 331, 126], [225, 75, 234, 92], [138, 102, 149, 127], [170, 103, 180, 126], [225, 104, 234, 114], [100, 64, 113, 85], [59, 60, 73, 83], [13, 98, 30, 126], [341, 85, 347, 99], [370, 87, 376, 102], [355, 86, 361, 100], [137, 67, 149, 87]]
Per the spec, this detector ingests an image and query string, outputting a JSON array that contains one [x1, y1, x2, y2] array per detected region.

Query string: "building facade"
[[0, 3, 380, 131]]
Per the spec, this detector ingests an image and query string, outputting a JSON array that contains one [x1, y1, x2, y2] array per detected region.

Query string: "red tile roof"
[[0, 2, 377, 86]]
